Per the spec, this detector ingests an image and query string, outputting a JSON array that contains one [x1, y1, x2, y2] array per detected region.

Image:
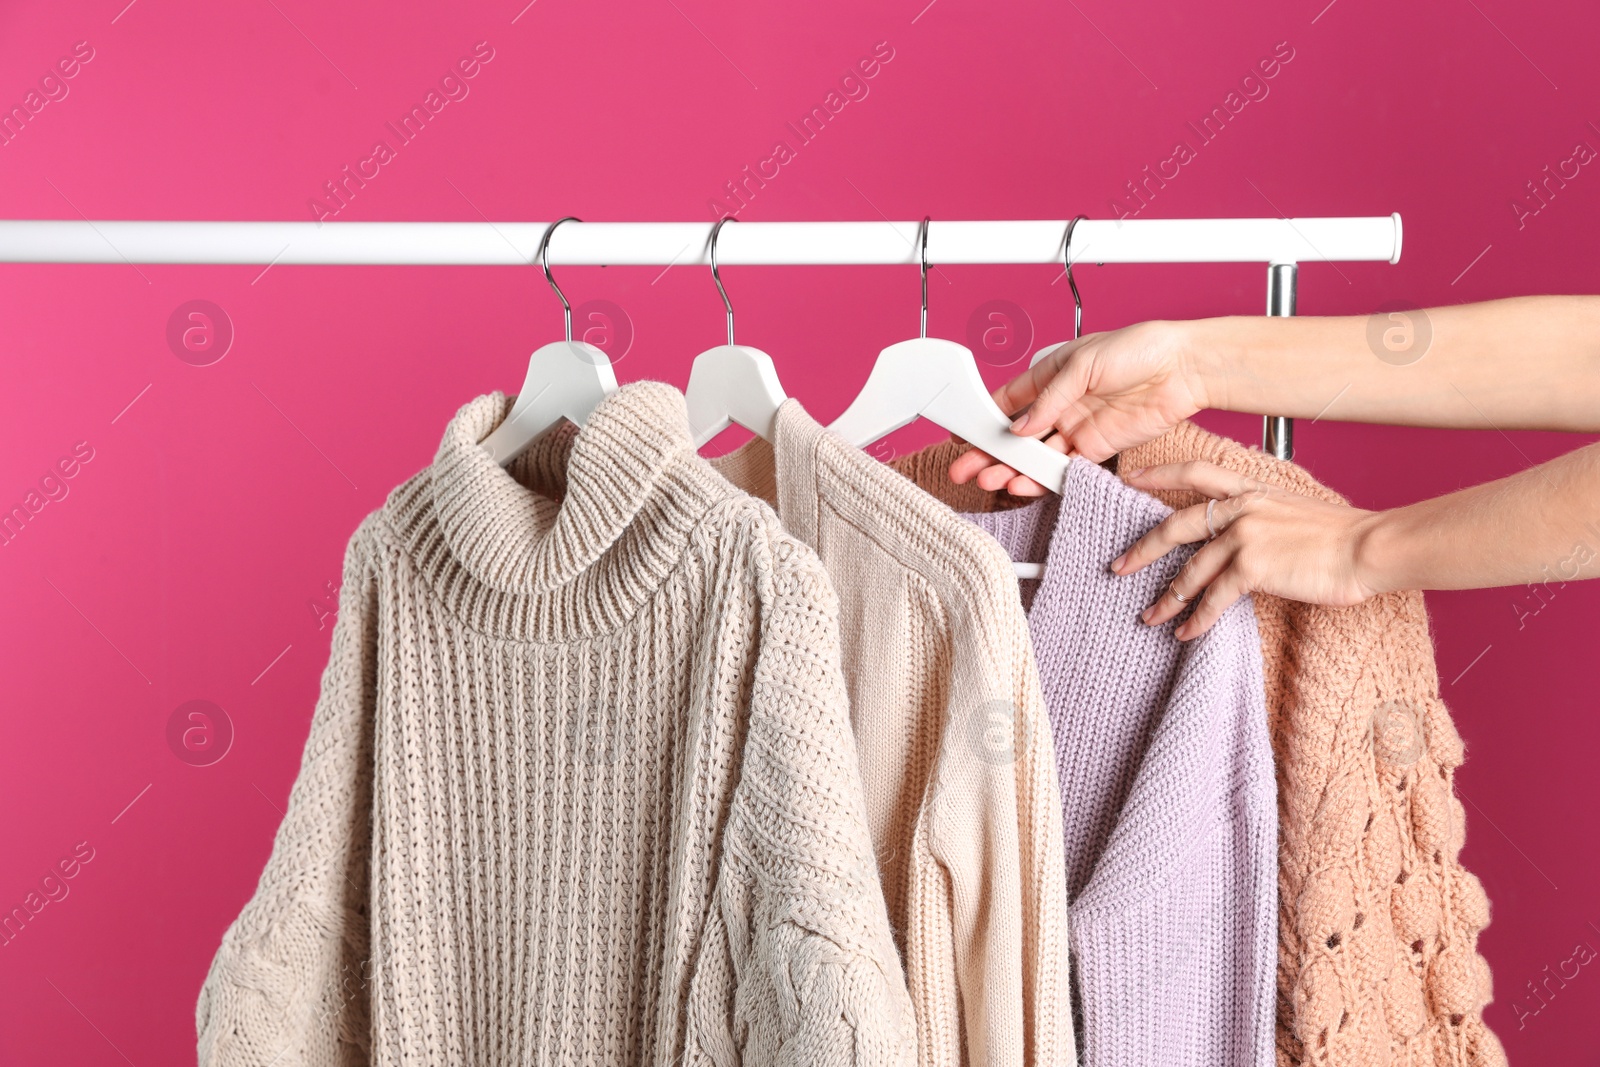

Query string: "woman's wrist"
[[1153, 318, 1222, 414], [1174, 313, 1356, 419], [1351, 507, 1410, 597]]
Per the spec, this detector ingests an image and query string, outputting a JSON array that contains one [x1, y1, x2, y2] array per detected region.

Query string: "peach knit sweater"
[[196, 383, 916, 1067], [894, 424, 1505, 1067]]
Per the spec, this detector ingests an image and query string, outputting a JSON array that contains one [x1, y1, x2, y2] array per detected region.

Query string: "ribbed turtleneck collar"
[[415, 380, 727, 640]]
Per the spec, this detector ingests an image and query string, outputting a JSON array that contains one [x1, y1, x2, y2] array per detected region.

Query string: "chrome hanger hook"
[[1063, 214, 1088, 340], [917, 215, 931, 340], [709, 216, 738, 346], [538, 216, 581, 342]]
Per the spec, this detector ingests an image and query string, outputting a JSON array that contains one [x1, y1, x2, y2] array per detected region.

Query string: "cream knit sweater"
[[896, 426, 1504, 1067], [712, 401, 1074, 1067], [196, 383, 916, 1067]]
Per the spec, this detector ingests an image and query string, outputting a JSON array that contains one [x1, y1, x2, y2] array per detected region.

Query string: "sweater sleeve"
[[196, 517, 382, 1067], [925, 575, 1075, 1067], [682, 528, 917, 1067], [1009, 644, 1077, 1067]]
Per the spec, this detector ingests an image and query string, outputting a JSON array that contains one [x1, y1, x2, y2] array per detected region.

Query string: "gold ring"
[[1171, 586, 1193, 603]]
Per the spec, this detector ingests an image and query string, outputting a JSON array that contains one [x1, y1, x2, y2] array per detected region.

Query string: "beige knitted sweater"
[[196, 382, 916, 1067], [894, 424, 1504, 1067], [712, 401, 1074, 1067]]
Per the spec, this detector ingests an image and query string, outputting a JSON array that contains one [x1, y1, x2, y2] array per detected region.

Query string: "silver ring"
[[1205, 498, 1218, 540], [1170, 586, 1193, 603]]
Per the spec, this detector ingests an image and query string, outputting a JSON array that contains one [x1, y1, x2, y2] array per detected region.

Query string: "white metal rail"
[[0, 214, 1405, 457], [0, 216, 1400, 266]]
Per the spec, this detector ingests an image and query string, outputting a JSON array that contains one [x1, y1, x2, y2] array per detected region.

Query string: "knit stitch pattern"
[[894, 426, 1504, 1067], [196, 382, 915, 1067], [712, 401, 1075, 1067], [958, 459, 1277, 1067]]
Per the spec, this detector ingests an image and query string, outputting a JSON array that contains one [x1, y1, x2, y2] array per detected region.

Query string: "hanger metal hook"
[[918, 215, 931, 340], [709, 216, 737, 346], [1063, 214, 1088, 340], [538, 216, 581, 342]]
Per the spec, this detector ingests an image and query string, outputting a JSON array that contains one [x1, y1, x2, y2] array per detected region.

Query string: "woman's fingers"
[[950, 425, 1072, 496], [991, 339, 1076, 423], [1009, 339, 1096, 436], [1001, 470, 1051, 497], [1123, 460, 1259, 501], [1172, 568, 1248, 640], [978, 461, 1025, 492], [949, 446, 1002, 484], [997, 432, 1069, 495], [1112, 499, 1213, 575], [948, 446, 1028, 492], [1138, 537, 1232, 624], [1109, 465, 1382, 638], [948, 368, 1059, 487], [950, 345, 1101, 487]]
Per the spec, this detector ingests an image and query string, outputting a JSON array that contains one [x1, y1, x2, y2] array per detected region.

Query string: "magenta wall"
[[2, 0, 1597, 1061]]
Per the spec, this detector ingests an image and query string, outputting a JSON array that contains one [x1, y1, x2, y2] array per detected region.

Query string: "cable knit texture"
[[953, 461, 1276, 1067], [893, 427, 1504, 1067], [712, 401, 1075, 1067], [196, 382, 916, 1067]]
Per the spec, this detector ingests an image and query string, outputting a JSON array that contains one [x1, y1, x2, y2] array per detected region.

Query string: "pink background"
[[2, 0, 1597, 1061]]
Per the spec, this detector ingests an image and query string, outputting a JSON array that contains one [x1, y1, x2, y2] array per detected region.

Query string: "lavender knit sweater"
[[960, 458, 1276, 1067]]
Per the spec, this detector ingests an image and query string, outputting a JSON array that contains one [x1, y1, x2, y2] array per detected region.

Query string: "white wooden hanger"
[[829, 217, 1069, 579], [685, 217, 786, 448], [480, 216, 619, 466]]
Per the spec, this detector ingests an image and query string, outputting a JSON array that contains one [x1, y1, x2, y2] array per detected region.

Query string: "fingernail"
[[1010, 413, 1029, 433], [1140, 607, 1153, 624], [1110, 554, 1126, 573]]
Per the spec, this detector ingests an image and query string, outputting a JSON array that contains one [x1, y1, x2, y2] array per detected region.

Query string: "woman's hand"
[[949, 298, 1600, 497], [949, 320, 1210, 496], [1112, 461, 1388, 640]]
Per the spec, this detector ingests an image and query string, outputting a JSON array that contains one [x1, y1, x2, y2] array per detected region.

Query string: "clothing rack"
[[0, 215, 1403, 459]]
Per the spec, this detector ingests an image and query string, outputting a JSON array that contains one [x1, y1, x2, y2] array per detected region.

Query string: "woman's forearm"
[[1355, 439, 1600, 593], [1183, 295, 1600, 432]]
